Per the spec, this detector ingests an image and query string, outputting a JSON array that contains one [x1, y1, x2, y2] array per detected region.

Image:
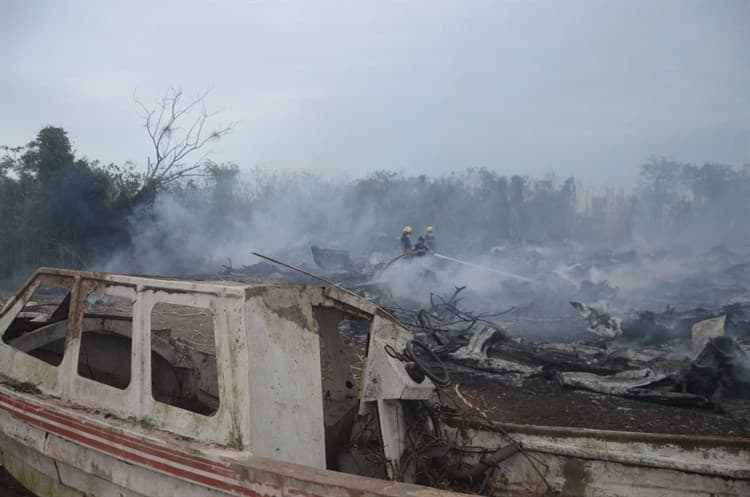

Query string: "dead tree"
[[135, 88, 234, 195]]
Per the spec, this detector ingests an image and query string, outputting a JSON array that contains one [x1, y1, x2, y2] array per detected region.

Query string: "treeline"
[[0, 127, 140, 281], [636, 158, 750, 247], [2, 126, 749, 280]]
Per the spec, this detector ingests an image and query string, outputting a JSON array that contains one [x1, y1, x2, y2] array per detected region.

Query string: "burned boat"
[[0, 268, 748, 497]]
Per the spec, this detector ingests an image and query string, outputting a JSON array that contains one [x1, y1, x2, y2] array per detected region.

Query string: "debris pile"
[[369, 244, 750, 433], [310, 245, 354, 270], [408, 291, 750, 411], [224, 243, 750, 436]]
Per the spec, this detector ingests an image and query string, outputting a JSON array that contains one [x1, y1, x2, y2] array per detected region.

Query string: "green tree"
[[0, 126, 139, 280], [20, 126, 75, 184]]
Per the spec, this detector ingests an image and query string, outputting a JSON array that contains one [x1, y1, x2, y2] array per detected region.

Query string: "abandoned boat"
[[0, 268, 748, 497]]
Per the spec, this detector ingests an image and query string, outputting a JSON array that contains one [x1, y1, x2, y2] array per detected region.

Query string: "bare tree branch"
[[134, 87, 234, 195]]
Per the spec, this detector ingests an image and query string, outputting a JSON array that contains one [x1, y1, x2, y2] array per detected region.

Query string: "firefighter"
[[412, 235, 430, 256], [424, 226, 436, 251], [400, 226, 413, 254]]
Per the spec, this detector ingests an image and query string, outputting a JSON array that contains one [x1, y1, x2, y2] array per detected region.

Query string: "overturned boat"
[[0, 268, 748, 497]]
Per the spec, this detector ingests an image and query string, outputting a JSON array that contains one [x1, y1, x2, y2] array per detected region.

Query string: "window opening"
[[315, 308, 363, 469], [150, 302, 219, 416], [76, 289, 135, 390], [2, 283, 72, 366]]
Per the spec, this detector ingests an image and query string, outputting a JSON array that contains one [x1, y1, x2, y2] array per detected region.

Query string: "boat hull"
[[0, 386, 454, 497], [444, 419, 750, 497]]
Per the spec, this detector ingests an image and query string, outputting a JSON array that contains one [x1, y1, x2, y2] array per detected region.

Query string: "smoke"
[[100, 169, 384, 275], [96, 166, 750, 322], [104, 194, 212, 275]]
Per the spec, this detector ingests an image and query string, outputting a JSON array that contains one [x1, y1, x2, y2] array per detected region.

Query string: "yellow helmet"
[[426, 226, 433, 233], [403, 226, 412, 233]]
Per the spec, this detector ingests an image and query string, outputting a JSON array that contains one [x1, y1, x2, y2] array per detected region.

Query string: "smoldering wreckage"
[[1, 243, 749, 497]]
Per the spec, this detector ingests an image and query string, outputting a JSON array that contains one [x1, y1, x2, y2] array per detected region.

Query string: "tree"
[[561, 176, 576, 238], [0, 126, 142, 279], [20, 126, 75, 183], [135, 87, 234, 197], [509, 175, 525, 242], [206, 161, 241, 229]]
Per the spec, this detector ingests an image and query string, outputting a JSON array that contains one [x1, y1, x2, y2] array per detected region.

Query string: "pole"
[[251, 251, 401, 322], [251, 252, 371, 301]]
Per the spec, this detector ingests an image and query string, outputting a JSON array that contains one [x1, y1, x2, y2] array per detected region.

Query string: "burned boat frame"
[[0, 268, 442, 496], [0, 268, 749, 497]]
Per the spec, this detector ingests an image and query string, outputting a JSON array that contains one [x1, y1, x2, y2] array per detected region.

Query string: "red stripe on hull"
[[0, 390, 281, 497], [0, 391, 237, 479]]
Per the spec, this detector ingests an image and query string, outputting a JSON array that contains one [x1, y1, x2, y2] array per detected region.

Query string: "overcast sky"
[[2, 0, 748, 184]]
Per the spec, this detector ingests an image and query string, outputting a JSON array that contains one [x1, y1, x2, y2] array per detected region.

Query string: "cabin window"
[[2, 283, 72, 366], [76, 289, 135, 390], [150, 302, 220, 416]]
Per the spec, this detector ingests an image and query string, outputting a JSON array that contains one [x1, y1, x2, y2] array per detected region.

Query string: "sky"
[[1, 0, 748, 185]]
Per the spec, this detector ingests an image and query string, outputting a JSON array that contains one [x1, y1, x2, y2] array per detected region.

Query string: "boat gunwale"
[[443, 413, 750, 449]]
